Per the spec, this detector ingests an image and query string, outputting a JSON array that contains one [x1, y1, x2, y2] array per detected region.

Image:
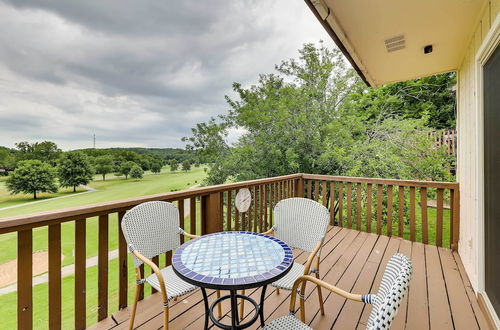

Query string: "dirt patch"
[[0, 251, 64, 287]]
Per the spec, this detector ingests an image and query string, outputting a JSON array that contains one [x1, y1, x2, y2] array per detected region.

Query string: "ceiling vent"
[[384, 35, 406, 53]]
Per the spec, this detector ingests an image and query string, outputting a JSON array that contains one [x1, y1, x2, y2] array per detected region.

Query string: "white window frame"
[[475, 12, 500, 328]]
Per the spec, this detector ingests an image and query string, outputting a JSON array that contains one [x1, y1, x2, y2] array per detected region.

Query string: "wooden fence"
[[429, 129, 457, 156]]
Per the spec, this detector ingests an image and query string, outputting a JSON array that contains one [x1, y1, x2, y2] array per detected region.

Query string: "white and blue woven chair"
[[121, 201, 215, 330], [240, 198, 330, 320], [264, 253, 413, 330]]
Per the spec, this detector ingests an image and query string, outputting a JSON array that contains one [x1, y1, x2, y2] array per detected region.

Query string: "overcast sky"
[[0, 0, 331, 150]]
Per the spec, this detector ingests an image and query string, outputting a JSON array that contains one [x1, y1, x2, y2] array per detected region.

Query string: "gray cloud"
[[0, 0, 331, 150]]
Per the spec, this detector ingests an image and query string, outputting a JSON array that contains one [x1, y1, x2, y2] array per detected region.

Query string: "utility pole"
[[93, 134, 96, 149]]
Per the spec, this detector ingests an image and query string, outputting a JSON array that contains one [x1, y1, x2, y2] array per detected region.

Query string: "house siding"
[[457, 0, 499, 292]]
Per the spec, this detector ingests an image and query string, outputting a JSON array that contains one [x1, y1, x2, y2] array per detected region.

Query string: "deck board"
[[91, 227, 491, 330]]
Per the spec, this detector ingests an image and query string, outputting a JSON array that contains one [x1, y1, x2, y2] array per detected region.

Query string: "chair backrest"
[[121, 201, 181, 267], [273, 198, 330, 253], [365, 253, 413, 330]]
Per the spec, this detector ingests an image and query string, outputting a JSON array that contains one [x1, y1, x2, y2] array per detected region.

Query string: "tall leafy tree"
[[130, 164, 144, 179], [169, 159, 179, 172], [15, 141, 62, 166], [182, 160, 191, 172], [58, 151, 94, 192], [6, 160, 58, 199], [151, 162, 162, 174], [119, 161, 136, 179], [185, 42, 454, 185], [94, 155, 114, 181]]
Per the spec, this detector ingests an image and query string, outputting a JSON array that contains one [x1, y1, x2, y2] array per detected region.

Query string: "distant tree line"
[[1, 142, 198, 199]]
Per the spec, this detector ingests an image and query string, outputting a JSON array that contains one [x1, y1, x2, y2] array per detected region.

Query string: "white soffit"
[[317, 0, 486, 86]]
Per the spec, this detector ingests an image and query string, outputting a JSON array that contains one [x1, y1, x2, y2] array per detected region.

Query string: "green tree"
[[182, 160, 191, 172], [184, 42, 454, 185], [170, 159, 179, 172], [94, 155, 114, 181], [119, 161, 136, 179], [346, 72, 456, 129], [140, 158, 151, 171], [151, 162, 162, 174], [6, 160, 58, 199], [15, 141, 62, 166], [0, 147, 16, 171], [129, 164, 144, 180], [58, 152, 94, 192]]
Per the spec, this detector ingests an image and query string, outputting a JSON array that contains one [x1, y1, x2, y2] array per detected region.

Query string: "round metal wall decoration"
[[235, 188, 252, 213]]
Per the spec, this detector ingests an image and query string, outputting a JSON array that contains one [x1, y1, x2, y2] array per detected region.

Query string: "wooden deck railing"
[[0, 173, 459, 329]]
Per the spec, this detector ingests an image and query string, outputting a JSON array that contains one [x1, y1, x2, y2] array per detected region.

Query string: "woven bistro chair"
[[264, 253, 413, 330], [240, 197, 330, 320], [121, 201, 221, 330]]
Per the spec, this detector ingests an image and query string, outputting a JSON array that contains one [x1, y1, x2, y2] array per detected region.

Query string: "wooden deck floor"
[[91, 226, 491, 329]]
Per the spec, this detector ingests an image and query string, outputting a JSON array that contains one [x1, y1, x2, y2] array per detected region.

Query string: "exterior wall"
[[457, 0, 499, 292]]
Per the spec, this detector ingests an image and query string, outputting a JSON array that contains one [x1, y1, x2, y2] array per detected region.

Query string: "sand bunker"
[[0, 251, 64, 287]]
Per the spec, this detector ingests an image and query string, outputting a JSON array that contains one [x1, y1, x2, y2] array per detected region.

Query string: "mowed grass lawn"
[[0, 166, 207, 265], [0, 167, 207, 329]]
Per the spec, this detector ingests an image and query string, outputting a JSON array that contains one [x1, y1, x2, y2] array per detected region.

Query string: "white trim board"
[[474, 11, 500, 330]]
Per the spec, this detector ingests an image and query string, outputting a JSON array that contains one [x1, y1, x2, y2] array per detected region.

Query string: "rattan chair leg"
[[276, 288, 280, 294], [315, 272, 325, 315], [163, 305, 169, 330], [129, 284, 141, 330]]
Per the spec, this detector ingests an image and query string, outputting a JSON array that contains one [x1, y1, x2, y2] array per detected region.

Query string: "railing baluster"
[[366, 184, 373, 233], [190, 197, 197, 236], [166, 251, 172, 267], [420, 188, 428, 244], [253, 186, 258, 232], [227, 191, 232, 231], [263, 186, 268, 230], [450, 188, 459, 250], [97, 215, 108, 321], [269, 183, 274, 227], [329, 181, 335, 225], [322, 181, 328, 207], [376, 184, 383, 235], [346, 182, 352, 228], [49, 223, 62, 329], [75, 218, 86, 330], [387, 185, 393, 236], [436, 188, 444, 247], [118, 211, 128, 310], [18, 229, 33, 330], [296, 177, 304, 198], [139, 264, 144, 300], [178, 200, 187, 241], [356, 183, 362, 230], [259, 185, 264, 232], [235, 201, 240, 231], [314, 180, 319, 202], [410, 187, 416, 241], [398, 186, 405, 237], [307, 180, 312, 199], [338, 182, 344, 227], [151, 256, 159, 294]]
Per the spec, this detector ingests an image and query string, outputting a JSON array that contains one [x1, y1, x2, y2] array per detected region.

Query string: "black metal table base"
[[201, 285, 268, 330]]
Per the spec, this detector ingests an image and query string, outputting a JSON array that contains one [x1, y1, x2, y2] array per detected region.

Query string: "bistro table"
[[172, 231, 293, 329]]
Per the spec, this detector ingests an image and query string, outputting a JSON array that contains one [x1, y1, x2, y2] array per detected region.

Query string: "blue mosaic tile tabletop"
[[172, 231, 293, 288]]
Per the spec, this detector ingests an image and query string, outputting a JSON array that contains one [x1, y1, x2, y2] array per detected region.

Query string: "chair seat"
[[272, 262, 306, 290], [264, 316, 312, 330], [145, 265, 197, 301]]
